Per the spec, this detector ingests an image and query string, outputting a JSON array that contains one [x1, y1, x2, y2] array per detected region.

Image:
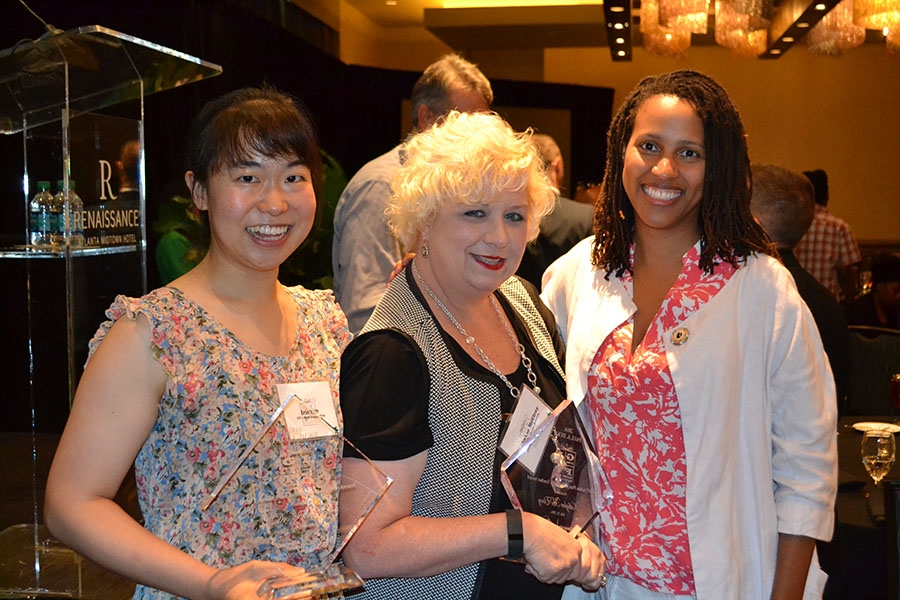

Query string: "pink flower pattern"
[[586, 244, 736, 594], [89, 285, 351, 600]]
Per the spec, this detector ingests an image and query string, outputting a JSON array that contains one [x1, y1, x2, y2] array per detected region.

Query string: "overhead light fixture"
[[715, 0, 772, 56], [659, 0, 711, 33], [641, 0, 693, 57], [604, 0, 633, 60], [853, 0, 900, 29], [807, 0, 865, 55], [887, 26, 900, 52], [761, 0, 841, 58]]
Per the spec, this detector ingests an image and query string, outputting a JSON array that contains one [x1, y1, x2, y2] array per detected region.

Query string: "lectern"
[[0, 26, 221, 597]]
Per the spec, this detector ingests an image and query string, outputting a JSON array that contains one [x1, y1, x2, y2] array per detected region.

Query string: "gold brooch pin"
[[671, 327, 689, 346]]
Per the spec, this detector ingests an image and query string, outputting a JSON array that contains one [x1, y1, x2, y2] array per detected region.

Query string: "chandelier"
[[888, 26, 900, 53], [807, 0, 866, 55], [642, 0, 693, 57], [659, 0, 711, 34], [714, 0, 772, 56], [853, 0, 900, 29]]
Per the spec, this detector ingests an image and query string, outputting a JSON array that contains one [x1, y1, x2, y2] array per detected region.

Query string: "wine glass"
[[861, 429, 895, 486]]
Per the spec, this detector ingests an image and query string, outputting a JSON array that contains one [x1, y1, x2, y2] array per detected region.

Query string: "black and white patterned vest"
[[351, 267, 563, 600]]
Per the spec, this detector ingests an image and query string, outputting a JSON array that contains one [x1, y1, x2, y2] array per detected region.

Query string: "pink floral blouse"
[[89, 286, 350, 600], [586, 244, 736, 594]]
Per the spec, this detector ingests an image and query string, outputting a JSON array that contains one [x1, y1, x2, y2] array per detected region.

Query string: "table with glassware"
[[818, 417, 899, 599]]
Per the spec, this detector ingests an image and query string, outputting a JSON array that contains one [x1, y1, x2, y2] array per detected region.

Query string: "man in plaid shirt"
[[795, 169, 861, 302]]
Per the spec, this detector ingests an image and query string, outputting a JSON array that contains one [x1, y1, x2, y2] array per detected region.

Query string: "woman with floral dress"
[[45, 86, 350, 600]]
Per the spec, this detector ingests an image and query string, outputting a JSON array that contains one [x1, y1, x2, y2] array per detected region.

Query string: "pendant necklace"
[[412, 260, 539, 399]]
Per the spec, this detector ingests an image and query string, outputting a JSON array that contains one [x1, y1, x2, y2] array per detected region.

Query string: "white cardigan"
[[542, 237, 837, 600]]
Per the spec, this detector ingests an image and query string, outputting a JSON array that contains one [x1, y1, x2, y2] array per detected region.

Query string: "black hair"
[[185, 85, 323, 201], [802, 169, 829, 207], [871, 252, 900, 286], [591, 69, 774, 276]]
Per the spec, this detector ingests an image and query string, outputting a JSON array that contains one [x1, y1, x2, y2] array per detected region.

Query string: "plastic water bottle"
[[28, 180, 53, 247], [68, 180, 84, 247], [49, 180, 66, 247]]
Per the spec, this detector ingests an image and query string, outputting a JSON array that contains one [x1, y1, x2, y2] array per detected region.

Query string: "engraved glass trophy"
[[500, 398, 610, 551], [201, 386, 393, 599], [262, 433, 392, 599]]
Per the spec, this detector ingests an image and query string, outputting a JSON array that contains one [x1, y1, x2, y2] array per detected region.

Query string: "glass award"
[[202, 389, 393, 599], [263, 429, 393, 599], [500, 399, 609, 549]]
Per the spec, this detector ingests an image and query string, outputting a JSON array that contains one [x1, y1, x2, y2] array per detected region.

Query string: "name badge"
[[499, 386, 553, 473], [276, 382, 339, 441]]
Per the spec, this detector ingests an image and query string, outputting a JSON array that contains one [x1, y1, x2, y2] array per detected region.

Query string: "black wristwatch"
[[506, 508, 524, 560]]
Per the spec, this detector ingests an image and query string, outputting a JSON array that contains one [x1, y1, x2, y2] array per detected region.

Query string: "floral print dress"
[[88, 286, 351, 600]]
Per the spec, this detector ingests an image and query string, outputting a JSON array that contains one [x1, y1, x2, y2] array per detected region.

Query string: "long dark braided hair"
[[591, 70, 774, 276]]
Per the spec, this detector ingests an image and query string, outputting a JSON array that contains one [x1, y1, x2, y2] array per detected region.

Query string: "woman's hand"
[[388, 253, 416, 283], [521, 512, 606, 590], [206, 560, 306, 600]]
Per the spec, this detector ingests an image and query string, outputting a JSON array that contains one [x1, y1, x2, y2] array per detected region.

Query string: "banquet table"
[[819, 416, 900, 599]]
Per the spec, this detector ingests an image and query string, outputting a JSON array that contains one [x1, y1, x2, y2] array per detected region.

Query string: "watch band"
[[506, 508, 524, 560]]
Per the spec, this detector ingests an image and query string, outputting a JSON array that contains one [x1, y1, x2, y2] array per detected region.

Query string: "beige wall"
[[542, 45, 900, 244], [324, 0, 899, 243]]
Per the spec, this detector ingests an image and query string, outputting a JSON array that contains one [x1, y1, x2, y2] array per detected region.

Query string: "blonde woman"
[[339, 111, 606, 600]]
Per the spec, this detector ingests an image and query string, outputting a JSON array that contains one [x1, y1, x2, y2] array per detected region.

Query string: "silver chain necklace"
[[412, 261, 540, 398]]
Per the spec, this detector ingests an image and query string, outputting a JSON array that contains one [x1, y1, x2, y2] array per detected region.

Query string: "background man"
[[516, 132, 593, 289], [794, 169, 862, 303], [332, 54, 493, 333], [750, 162, 850, 402]]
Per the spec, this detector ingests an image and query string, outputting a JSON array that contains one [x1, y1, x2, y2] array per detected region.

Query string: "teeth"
[[478, 256, 503, 266], [643, 186, 681, 201], [247, 225, 289, 236]]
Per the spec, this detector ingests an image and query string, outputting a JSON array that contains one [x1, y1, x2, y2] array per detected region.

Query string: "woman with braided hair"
[[542, 70, 837, 599]]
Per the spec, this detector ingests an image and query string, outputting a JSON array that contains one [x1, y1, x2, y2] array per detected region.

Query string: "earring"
[[421, 243, 429, 258]]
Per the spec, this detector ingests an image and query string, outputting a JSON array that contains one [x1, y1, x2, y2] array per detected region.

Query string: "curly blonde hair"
[[388, 111, 556, 250]]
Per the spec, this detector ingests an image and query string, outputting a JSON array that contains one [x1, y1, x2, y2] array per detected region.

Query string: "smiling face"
[[189, 151, 316, 275], [623, 94, 706, 246], [422, 189, 530, 304]]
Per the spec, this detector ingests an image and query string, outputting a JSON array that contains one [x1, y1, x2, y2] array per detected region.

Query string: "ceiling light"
[[853, 0, 900, 29], [659, 0, 711, 34], [807, 0, 865, 55]]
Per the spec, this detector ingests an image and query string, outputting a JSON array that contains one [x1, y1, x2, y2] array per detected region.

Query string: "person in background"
[[332, 53, 493, 333], [794, 169, 861, 303], [573, 180, 601, 206], [844, 252, 900, 330], [516, 133, 594, 289], [542, 70, 837, 599], [116, 139, 142, 205], [749, 162, 849, 405], [45, 87, 351, 600], [339, 111, 606, 600]]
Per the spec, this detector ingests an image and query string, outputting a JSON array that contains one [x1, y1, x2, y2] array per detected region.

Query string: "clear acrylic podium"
[[0, 26, 221, 598]]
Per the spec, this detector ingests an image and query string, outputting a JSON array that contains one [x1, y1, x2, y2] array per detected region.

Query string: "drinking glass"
[[861, 429, 895, 486]]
